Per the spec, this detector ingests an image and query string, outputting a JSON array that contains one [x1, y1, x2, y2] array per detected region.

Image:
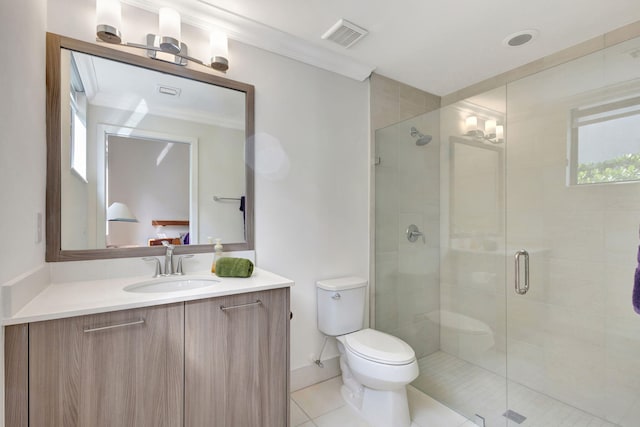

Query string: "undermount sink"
[[124, 277, 220, 293]]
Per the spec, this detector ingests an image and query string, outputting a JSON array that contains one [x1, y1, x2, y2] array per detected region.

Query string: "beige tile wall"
[[370, 73, 441, 133], [370, 73, 442, 358]]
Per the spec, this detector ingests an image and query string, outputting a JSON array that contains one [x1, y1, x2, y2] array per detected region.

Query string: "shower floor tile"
[[413, 351, 618, 427]]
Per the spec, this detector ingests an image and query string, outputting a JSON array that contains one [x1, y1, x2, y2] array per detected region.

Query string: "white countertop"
[[4, 268, 293, 325]]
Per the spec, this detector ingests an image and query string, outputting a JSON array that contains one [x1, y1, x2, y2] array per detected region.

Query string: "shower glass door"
[[374, 95, 510, 425], [374, 34, 640, 427], [504, 35, 640, 426]]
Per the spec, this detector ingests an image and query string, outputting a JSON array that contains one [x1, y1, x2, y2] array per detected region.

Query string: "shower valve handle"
[[406, 224, 425, 243]]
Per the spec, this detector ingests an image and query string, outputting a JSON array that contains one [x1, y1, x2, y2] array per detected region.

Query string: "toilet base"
[[340, 383, 413, 427]]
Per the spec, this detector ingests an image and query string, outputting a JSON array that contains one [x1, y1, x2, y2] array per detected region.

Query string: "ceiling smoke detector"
[[502, 29, 539, 47], [321, 19, 368, 48]]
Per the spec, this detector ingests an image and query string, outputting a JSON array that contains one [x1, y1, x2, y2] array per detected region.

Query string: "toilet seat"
[[343, 329, 415, 365]]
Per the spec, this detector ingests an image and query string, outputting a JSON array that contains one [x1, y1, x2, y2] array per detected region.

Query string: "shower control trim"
[[514, 249, 530, 295], [406, 224, 425, 243]]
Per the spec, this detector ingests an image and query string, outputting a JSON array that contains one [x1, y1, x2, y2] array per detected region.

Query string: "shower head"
[[410, 126, 432, 146]]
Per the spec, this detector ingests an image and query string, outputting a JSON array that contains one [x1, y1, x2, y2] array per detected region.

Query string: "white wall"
[[44, 0, 370, 375], [0, 0, 48, 423], [0, 1, 47, 287]]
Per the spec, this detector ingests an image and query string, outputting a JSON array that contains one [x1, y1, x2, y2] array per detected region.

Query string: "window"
[[569, 95, 640, 185]]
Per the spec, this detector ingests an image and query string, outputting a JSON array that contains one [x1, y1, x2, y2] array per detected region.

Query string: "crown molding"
[[121, 0, 376, 81]]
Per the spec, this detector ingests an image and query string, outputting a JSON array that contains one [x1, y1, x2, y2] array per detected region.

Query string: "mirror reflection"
[[60, 48, 247, 250], [449, 136, 503, 238]]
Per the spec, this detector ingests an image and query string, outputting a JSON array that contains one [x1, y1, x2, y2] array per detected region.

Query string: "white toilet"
[[316, 277, 419, 427]]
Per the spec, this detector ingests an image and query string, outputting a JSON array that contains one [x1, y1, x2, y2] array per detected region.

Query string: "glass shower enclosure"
[[374, 34, 640, 426]]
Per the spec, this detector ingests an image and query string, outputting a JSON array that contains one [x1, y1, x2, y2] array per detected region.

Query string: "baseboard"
[[290, 355, 341, 392]]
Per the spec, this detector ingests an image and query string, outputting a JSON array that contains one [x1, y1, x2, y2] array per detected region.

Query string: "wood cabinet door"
[[185, 288, 290, 427], [29, 303, 184, 427]]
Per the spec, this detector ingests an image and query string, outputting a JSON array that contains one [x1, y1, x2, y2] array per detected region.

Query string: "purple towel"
[[634, 246, 640, 314]]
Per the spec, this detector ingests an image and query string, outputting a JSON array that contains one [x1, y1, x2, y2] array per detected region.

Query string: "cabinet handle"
[[220, 300, 262, 312], [83, 318, 145, 333]]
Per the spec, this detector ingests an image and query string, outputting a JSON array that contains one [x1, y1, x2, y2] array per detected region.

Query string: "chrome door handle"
[[514, 250, 530, 295]]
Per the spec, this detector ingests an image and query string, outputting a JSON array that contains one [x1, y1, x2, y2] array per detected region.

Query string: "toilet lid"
[[344, 329, 415, 365]]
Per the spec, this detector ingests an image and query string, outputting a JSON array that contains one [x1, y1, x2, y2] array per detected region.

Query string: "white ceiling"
[[124, 0, 640, 96], [72, 51, 246, 128]]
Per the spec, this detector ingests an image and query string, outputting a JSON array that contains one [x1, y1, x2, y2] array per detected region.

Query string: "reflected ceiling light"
[[463, 116, 504, 144], [95, 1, 230, 72], [107, 202, 138, 222]]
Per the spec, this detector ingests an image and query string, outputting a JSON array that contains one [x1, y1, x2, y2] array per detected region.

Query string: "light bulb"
[[96, 0, 122, 44], [159, 7, 181, 54], [465, 116, 478, 132], [485, 119, 497, 135], [209, 30, 229, 71]]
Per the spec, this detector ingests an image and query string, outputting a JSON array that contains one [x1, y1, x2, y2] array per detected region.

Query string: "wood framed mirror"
[[46, 33, 255, 261]]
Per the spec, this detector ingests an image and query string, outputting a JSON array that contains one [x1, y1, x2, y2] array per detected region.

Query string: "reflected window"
[[570, 95, 640, 185], [70, 55, 87, 182], [70, 103, 87, 181]]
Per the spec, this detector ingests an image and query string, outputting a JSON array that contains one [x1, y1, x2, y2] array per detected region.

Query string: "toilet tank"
[[316, 276, 367, 336]]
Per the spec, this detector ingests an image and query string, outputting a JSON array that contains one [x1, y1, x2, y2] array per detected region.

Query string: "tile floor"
[[413, 351, 617, 427], [290, 376, 475, 427]]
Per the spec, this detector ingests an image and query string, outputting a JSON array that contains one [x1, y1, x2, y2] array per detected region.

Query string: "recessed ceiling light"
[[502, 29, 539, 47]]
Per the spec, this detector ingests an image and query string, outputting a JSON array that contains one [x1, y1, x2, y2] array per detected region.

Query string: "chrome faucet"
[[162, 241, 175, 275]]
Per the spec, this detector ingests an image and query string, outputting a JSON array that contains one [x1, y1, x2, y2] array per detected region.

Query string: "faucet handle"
[[161, 240, 175, 250], [175, 254, 194, 275], [143, 257, 162, 277]]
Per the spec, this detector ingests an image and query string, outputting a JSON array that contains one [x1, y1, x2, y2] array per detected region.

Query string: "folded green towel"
[[215, 257, 254, 278]]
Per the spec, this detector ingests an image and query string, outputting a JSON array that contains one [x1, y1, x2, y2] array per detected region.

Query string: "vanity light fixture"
[[463, 115, 504, 144], [95, 1, 230, 72], [464, 116, 484, 138]]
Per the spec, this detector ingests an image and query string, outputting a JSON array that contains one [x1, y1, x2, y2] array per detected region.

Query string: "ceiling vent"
[[157, 85, 181, 97], [321, 19, 368, 48]]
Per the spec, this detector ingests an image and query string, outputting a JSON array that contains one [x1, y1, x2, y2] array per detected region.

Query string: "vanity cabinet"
[[185, 288, 290, 427], [5, 287, 290, 427], [28, 303, 184, 427]]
